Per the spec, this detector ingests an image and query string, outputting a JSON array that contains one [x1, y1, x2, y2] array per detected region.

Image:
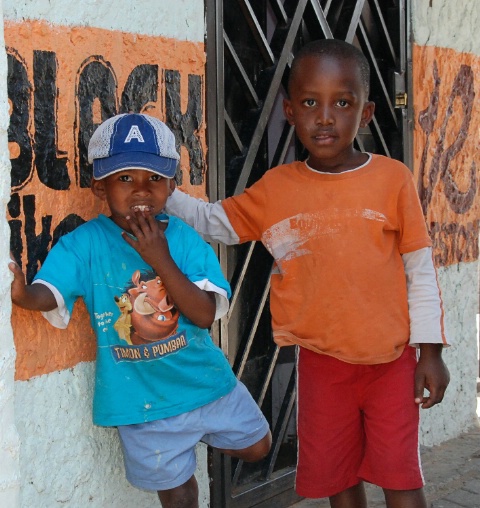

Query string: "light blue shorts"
[[117, 381, 269, 491]]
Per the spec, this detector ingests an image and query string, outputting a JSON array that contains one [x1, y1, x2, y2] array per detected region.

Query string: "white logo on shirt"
[[124, 125, 145, 143]]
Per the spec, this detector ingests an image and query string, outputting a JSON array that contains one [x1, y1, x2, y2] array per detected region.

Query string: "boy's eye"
[[336, 99, 349, 108], [150, 174, 162, 181], [303, 99, 317, 108], [119, 175, 133, 182]]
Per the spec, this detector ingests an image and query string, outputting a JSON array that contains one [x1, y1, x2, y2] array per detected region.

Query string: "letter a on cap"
[[124, 125, 145, 143]]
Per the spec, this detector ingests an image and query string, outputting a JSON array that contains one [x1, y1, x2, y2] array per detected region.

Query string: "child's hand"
[[9, 253, 28, 306], [414, 344, 450, 409], [122, 211, 216, 328], [9, 252, 63, 312], [122, 211, 170, 267]]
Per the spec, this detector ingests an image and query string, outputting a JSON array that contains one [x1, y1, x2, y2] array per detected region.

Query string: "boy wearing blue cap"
[[10, 113, 271, 508]]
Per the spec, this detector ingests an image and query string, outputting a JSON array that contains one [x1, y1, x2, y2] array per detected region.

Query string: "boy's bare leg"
[[219, 431, 272, 462], [383, 487, 427, 508], [157, 475, 198, 508], [156, 433, 270, 507], [329, 483, 367, 508]]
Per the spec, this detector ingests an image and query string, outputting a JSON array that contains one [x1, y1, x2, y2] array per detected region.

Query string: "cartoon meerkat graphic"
[[113, 293, 133, 345]]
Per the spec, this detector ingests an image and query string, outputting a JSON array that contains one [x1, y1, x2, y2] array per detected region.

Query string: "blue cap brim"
[[93, 152, 178, 180]]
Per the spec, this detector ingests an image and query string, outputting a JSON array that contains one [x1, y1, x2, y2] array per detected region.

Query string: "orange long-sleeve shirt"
[[222, 154, 438, 364]]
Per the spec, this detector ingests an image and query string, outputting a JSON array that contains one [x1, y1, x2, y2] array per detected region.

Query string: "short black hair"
[[288, 38, 371, 96]]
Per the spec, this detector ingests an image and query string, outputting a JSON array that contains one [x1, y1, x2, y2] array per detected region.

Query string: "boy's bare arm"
[[414, 343, 450, 409], [123, 212, 216, 329], [9, 258, 57, 311]]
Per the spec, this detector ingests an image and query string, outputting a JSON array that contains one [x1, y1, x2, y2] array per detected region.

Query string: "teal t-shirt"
[[35, 214, 237, 426]]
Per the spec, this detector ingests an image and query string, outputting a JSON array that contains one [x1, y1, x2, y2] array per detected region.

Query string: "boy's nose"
[[132, 182, 151, 195], [316, 105, 334, 125]]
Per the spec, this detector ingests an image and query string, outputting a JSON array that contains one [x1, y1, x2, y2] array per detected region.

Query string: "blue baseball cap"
[[88, 113, 180, 180]]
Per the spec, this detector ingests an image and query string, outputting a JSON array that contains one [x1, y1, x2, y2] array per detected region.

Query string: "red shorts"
[[295, 346, 424, 498]]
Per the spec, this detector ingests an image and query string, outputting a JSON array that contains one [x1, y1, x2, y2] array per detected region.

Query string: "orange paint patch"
[[413, 44, 480, 266], [6, 20, 207, 380], [12, 302, 96, 380]]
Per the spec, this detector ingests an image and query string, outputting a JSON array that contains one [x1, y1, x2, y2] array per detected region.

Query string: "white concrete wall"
[[412, 0, 480, 445], [412, 0, 480, 54], [15, 363, 209, 507], [3, 0, 205, 41], [0, 1, 21, 504], [420, 264, 478, 446]]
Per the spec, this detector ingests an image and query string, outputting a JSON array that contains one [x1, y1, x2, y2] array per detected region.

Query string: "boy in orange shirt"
[[166, 39, 450, 508]]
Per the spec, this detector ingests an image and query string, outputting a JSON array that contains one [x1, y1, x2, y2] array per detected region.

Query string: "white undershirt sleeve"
[[32, 279, 70, 329], [192, 279, 229, 320], [402, 247, 450, 347], [165, 189, 239, 245]]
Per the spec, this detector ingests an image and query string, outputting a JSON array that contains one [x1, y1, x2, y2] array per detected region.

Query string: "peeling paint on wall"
[[413, 44, 480, 267]]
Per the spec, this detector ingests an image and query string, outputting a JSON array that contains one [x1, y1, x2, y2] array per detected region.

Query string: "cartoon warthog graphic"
[[125, 270, 179, 345]]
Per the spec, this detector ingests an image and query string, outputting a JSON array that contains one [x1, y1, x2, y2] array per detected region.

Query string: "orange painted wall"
[[6, 20, 207, 380], [412, 44, 479, 267], [12, 33, 476, 380]]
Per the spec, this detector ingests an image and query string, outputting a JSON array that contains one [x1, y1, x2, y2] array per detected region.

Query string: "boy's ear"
[[360, 100, 375, 128], [283, 98, 295, 126], [168, 178, 176, 195], [91, 178, 107, 200]]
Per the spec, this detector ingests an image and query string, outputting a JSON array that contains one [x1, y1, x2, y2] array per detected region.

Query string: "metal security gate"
[[205, 1, 410, 506]]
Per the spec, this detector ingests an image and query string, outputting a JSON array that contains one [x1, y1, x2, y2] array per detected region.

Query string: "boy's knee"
[[254, 430, 273, 460], [157, 475, 199, 508], [236, 430, 272, 462]]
